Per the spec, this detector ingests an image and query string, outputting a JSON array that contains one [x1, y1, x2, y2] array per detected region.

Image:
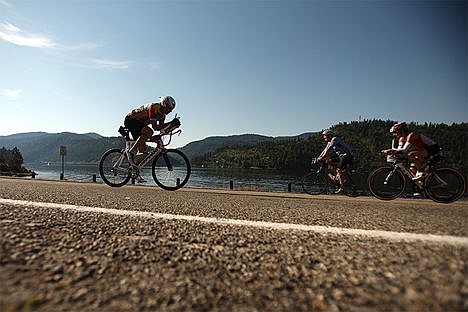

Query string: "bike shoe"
[[334, 187, 343, 194], [412, 172, 425, 181], [135, 175, 147, 183]]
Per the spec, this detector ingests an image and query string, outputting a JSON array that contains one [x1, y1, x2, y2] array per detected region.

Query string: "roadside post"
[[60, 146, 67, 180]]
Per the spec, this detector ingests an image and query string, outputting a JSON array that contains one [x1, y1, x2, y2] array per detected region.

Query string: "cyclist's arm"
[[392, 135, 412, 153], [383, 136, 410, 154], [150, 115, 167, 131], [392, 141, 411, 153], [318, 142, 332, 159]]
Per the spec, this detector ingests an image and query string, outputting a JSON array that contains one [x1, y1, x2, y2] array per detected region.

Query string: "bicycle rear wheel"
[[342, 171, 361, 197], [424, 167, 466, 203], [368, 166, 406, 200], [99, 148, 131, 187], [152, 149, 191, 191], [301, 172, 327, 195]]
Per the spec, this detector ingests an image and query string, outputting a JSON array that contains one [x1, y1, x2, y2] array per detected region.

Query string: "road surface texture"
[[0, 177, 467, 311]]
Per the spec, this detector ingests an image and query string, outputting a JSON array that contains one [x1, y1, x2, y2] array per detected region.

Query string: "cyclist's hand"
[[381, 149, 392, 155]]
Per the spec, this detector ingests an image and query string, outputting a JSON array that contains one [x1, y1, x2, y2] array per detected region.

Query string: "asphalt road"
[[0, 177, 467, 311]]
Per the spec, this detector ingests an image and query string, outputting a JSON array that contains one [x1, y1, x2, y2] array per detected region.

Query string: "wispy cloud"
[[0, 22, 99, 52], [150, 62, 162, 70], [1, 21, 132, 70], [89, 58, 133, 70], [1, 88, 21, 100], [0, 0, 12, 8], [0, 22, 55, 48], [56, 43, 102, 52]]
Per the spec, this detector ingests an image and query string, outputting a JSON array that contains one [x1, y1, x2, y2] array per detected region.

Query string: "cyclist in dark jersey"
[[317, 129, 353, 193], [124, 95, 176, 156]]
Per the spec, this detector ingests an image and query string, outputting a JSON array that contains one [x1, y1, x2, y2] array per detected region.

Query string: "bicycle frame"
[[114, 127, 182, 174], [369, 151, 467, 203], [301, 158, 360, 197], [383, 154, 454, 194], [384, 162, 424, 189], [100, 116, 191, 190]]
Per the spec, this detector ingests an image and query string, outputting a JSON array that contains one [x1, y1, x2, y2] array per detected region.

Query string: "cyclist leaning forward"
[[382, 122, 440, 180], [124, 95, 176, 182], [317, 129, 354, 194]]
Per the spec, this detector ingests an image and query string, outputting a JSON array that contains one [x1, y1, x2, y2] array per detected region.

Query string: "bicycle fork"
[[384, 167, 398, 185]]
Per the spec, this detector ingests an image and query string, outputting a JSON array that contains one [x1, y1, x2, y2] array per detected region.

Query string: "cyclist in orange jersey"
[[382, 122, 440, 180]]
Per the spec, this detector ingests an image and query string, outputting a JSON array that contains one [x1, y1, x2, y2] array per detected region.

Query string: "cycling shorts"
[[335, 154, 353, 170], [124, 116, 146, 140]]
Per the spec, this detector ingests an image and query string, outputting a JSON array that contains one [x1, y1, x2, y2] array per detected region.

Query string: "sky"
[[0, 0, 466, 148]]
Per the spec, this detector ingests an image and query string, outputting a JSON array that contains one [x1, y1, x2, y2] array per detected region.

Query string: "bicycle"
[[99, 116, 191, 190], [367, 152, 466, 203], [301, 158, 362, 197]]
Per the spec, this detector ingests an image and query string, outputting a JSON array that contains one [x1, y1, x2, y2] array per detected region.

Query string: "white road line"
[[1, 198, 467, 247]]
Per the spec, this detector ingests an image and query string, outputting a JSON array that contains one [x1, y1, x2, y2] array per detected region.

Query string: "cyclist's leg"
[[408, 148, 428, 174], [327, 157, 339, 176], [124, 117, 146, 154], [336, 156, 347, 186], [136, 126, 153, 154]]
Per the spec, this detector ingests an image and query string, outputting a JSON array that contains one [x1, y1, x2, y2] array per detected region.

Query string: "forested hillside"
[[1, 121, 466, 170], [192, 120, 468, 172], [180, 133, 314, 159], [0, 132, 124, 163]]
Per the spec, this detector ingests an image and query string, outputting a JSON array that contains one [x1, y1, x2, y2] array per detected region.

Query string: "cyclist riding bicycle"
[[124, 95, 176, 182], [316, 129, 354, 194], [381, 122, 440, 180]]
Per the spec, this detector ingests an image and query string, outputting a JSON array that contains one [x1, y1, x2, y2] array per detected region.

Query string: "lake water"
[[25, 162, 305, 193]]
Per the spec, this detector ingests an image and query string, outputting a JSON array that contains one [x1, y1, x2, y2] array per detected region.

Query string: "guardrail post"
[[288, 182, 292, 192], [230, 180, 233, 190], [92, 174, 97, 182]]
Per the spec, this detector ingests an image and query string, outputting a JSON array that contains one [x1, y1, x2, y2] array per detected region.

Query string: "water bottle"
[[328, 173, 335, 180]]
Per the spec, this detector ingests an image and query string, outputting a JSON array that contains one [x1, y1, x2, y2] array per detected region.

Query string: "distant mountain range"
[[0, 131, 314, 163]]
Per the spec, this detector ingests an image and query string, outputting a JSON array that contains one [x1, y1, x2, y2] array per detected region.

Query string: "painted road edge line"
[[1, 198, 467, 247]]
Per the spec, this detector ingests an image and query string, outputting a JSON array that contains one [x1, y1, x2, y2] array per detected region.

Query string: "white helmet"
[[322, 129, 334, 136], [390, 122, 407, 133], [159, 96, 176, 110]]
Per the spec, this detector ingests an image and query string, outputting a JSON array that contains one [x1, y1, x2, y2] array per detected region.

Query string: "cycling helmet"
[[159, 96, 176, 110], [390, 122, 407, 133], [322, 129, 334, 136]]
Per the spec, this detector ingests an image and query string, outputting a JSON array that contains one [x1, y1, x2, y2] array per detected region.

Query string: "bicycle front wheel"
[[152, 149, 191, 191], [425, 167, 466, 203], [368, 166, 406, 200], [99, 148, 131, 187], [301, 172, 327, 195]]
